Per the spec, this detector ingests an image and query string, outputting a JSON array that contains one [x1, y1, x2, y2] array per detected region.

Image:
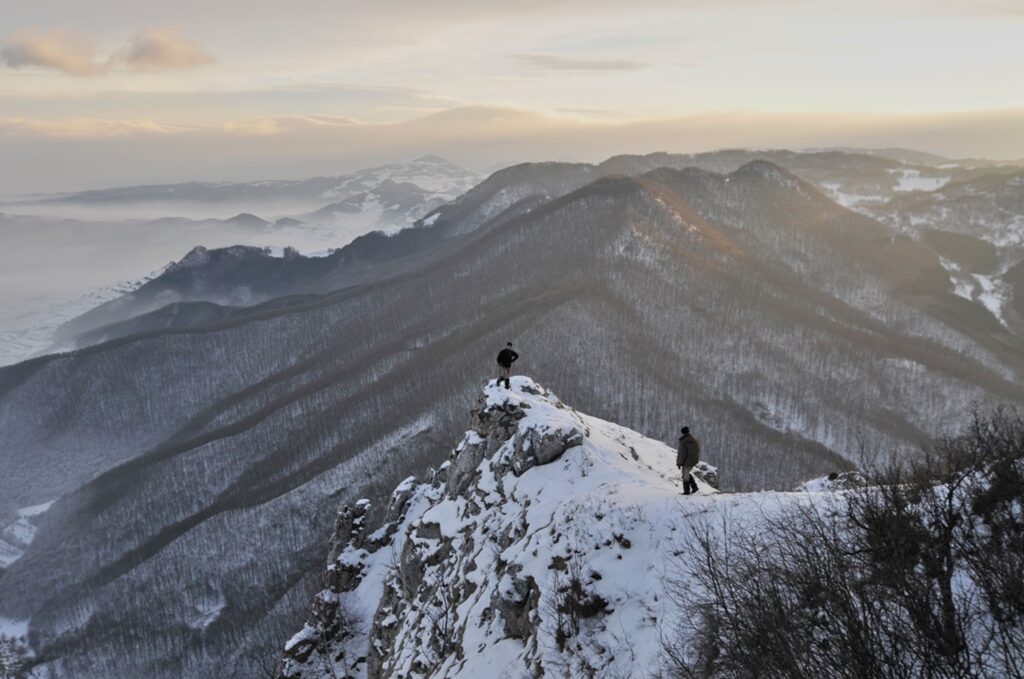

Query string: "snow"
[[0, 157, 482, 369], [973, 274, 1009, 324], [797, 478, 833, 492], [318, 157, 479, 201], [285, 625, 318, 653], [17, 501, 55, 517], [0, 541, 22, 569], [394, 476, 418, 495], [0, 617, 29, 639], [188, 591, 226, 630], [3, 520, 35, 545], [306, 377, 840, 679], [939, 257, 976, 300], [936, 258, 1011, 326], [818, 182, 885, 208], [0, 280, 140, 366], [889, 169, 950, 193], [0, 499, 56, 568]]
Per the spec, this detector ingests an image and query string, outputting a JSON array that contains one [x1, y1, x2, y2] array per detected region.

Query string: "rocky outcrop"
[[366, 380, 587, 678], [693, 460, 721, 489], [446, 381, 584, 496], [278, 479, 430, 677], [278, 377, 715, 679]]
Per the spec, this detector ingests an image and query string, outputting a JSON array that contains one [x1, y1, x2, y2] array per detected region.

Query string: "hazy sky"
[[2, 0, 1023, 193]]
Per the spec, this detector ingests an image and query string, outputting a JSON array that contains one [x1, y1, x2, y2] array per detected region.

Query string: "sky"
[[1, 0, 1023, 193]]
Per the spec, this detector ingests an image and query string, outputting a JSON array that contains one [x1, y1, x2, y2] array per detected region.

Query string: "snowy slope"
[[278, 378, 826, 679], [0, 280, 143, 367], [0, 501, 55, 569]]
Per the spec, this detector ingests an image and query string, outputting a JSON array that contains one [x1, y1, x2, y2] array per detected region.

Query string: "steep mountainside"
[[55, 149, 1023, 350], [278, 378, 1024, 679], [275, 378, 802, 678], [874, 170, 1024, 250], [2, 161, 1022, 678]]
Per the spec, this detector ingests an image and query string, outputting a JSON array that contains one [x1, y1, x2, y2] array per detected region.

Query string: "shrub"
[[665, 408, 1024, 679]]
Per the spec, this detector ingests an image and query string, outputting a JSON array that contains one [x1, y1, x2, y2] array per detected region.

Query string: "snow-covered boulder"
[[692, 460, 720, 489], [796, 470, 867, 492]]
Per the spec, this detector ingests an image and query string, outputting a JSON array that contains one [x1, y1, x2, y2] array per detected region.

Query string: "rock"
[[384, 476, 418, 524], [494, 570, 540, 640], [693, 461, 720, 489], [795, 470, 867, 492]]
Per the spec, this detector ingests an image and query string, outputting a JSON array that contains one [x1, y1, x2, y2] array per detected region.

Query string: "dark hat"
[[506, 342, 513, 346], [681, 426, 690, 435]]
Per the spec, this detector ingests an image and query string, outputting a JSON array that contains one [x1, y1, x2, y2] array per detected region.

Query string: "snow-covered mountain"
[[41, 149, 1024, 354], [278, 378, 1024, 679], [0, 157, 480, 365], [2, 153, 1023, 678], [36, 155, 480, 212], [276, 378, 807, 678], [293, 178, 455, 244]]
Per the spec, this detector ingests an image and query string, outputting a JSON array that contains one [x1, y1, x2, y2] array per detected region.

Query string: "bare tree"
[[664, 408, 1024, 679]]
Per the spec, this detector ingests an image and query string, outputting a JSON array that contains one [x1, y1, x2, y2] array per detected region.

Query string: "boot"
[[686, 475, 698, 495]]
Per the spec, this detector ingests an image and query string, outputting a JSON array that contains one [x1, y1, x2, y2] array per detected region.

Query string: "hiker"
[[677, 426, 701, 495], [495, 342, 519, 389]]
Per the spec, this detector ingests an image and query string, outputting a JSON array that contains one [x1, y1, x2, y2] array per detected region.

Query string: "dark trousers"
[[680, 465, 698, 494]]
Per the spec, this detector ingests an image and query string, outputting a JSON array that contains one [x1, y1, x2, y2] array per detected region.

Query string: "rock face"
[[277, 377, 720, 678], [279, 480, 438, 676]]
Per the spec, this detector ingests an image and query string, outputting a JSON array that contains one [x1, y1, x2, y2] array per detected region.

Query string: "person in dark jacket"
[[496, 342, 518, 389], [676, 426, 701, 495]]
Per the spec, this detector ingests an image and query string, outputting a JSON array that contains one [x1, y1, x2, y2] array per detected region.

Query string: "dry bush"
[[665, 408, 1024, 679]]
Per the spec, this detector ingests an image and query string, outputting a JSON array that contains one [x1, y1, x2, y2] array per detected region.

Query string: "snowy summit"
[[278, 378, 824, 679]]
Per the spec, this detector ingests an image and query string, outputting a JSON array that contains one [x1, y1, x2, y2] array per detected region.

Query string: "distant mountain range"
[[0, 156, 484, 367], [1, 149, 1022, 678], [50, 149, 1024, 352], [40, 154, 480, 207]]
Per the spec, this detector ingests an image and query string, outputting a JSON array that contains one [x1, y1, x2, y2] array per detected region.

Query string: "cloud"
[[934, 0, 1024, 16], [0, 27, 213, 76], [511, 53, 648, 71], [0, 30, 103, 76], [115, 27, 214, 72], [3, 106, 1024, 194], [0, 117, 193, 139], [222, 115, 359, 136]]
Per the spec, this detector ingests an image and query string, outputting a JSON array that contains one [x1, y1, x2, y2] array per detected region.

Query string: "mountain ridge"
[[2, 156, 1023, 678], [276, 377, 803, 678]]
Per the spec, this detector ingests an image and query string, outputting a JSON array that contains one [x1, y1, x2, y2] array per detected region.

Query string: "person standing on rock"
[[496, 342, 518, 389], [677, 426, 701, 495]]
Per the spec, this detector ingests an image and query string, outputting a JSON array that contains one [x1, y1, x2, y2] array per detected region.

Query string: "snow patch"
[[0, 499, 57, 568], [889, 169, 950, 193], [974, 274, 1010, 324], [818, 182, 885, 208], [0, 617, 29, 639]]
